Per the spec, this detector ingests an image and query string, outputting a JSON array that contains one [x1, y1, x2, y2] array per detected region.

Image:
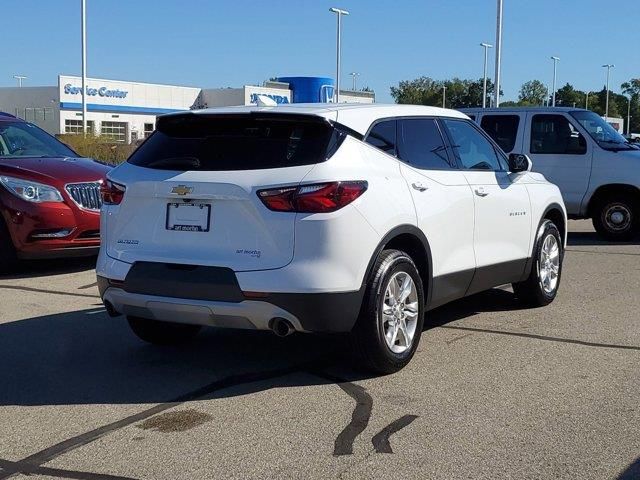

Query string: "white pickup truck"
[[463, 107, 640, 241]]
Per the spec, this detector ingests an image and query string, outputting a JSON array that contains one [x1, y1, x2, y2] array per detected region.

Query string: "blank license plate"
[[166, 203, 211, 232]]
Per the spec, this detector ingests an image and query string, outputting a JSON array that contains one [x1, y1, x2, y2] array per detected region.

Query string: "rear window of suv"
[[128, 113, 339, 171]]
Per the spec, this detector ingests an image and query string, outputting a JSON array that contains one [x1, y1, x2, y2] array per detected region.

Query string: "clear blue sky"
[[2, 0, 638, 103]]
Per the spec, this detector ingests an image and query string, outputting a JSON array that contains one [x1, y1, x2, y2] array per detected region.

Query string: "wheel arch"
[[362, 225, 433, 307], [586, 184, 640, 217], [542, 203, 566, 247]]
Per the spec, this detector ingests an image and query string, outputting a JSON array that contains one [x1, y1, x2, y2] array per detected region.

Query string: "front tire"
[[512, 220, 563, 307], [351, 249, 425, 374], [127, 316, 202, 345], [592, 195, 639, 241]]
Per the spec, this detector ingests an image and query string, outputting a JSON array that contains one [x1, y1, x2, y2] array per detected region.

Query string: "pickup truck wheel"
[[513, 220, 563, 307], [592, 195, 639, 241], [0, 218, 17, 275], [351, 249, 425, 374], [127, 316, 202, 345]]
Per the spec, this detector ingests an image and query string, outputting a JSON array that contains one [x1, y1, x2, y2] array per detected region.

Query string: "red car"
[[0, 112, 111, 272]]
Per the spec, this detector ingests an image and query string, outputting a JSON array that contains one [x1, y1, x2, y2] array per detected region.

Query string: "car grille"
[[65, 182, 102, 211]]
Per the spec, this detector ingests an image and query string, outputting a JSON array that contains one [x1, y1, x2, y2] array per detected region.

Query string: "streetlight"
[[349, 72, 360, 91], [81, 0, 88, 135], [602, 64, 614, 121], [585, 91, 589, 109], [442, 85, 447, 108], [494, 0, 503, 107], [550, 56, 560, 107], [13, 75, 27, 87], [480, 43, 493, 108], [329, 7, 349, 103], [626, 95, 632, 136]]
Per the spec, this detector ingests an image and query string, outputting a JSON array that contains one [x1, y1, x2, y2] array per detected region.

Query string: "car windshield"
[[0, 121, 76, 158], [569, 111, 636, 151]]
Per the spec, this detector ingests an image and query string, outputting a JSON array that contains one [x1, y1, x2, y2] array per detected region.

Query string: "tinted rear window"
[[480, 115, 520, 152], [128, 114, 337, 171]]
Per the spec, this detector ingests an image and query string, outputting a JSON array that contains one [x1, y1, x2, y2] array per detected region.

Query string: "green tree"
[[621, 79, 640, 133], [518, 80, 548, 105], [554, 83, 585, 107], [390, 77, 496, 108], [390, 76, 442, 105]]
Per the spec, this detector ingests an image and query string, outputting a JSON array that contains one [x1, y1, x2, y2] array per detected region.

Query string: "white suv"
[[97, 104, 567, 373]]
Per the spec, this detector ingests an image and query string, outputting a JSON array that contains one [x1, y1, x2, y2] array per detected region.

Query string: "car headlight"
[[0, 175, 64, 203]]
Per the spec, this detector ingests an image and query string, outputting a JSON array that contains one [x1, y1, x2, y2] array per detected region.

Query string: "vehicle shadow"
[[0, 287, 520, 407], [426, 288, 522, 328], [0, 309, 362, 407], [617, 456, 640, 480], [1, 256, 97, 281], [567, 231, 640, 247]]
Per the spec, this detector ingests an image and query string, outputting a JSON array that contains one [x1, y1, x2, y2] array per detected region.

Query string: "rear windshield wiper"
[[144, 156, 201, 169]]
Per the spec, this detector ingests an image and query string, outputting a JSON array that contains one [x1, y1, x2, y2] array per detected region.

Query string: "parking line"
[[0, 285, 99, 299], [439, 325, 640, 351]]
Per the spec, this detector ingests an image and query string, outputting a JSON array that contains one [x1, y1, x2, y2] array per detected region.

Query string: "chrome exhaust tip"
[[269, 317, 295, 337]]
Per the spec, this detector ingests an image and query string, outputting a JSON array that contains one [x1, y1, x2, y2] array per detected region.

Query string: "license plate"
[[166, 203, 211, 232]]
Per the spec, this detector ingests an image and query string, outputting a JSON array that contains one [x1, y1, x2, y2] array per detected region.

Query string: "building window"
[[65, 119, 95, 135], [144, 123, 154, 138], [101, 121, 128, 143]]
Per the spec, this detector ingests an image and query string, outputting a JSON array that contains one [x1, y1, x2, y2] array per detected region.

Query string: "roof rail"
[[0, 111, 17, 118]]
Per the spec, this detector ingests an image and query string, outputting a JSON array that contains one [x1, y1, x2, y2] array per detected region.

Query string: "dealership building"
[[0, 75, 375, 144]]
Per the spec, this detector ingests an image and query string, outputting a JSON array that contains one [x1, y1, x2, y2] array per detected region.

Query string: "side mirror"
[[508, 153, 531, 173]]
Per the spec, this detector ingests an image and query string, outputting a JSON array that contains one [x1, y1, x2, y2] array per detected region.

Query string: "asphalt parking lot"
[[0, 220, 638, 480]]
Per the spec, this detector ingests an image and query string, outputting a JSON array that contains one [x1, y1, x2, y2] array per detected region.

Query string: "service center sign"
[[63, 84, 128, 99], [59, 75, 131, 106]]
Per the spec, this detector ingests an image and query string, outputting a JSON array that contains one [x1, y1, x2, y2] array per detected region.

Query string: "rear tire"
[[592, 194, 639, 241], [351, 249, 425, 374], [512, 220, 563, 307], [127, 316, 202, 345], [0, 218, 17, 275]]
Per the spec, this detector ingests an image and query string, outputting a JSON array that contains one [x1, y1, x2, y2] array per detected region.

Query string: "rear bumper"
[[98, 276, 363, 333]]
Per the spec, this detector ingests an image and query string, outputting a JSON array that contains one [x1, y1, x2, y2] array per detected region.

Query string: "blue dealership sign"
[[249, 93, 289, 105]]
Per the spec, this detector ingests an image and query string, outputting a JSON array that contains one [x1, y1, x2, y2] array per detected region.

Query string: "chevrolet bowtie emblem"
[[171, 185, 193, 196]]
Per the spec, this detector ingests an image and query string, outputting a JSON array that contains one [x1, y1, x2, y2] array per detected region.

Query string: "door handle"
[[474, 187, 489, 197], [412, 182, 428, 192]]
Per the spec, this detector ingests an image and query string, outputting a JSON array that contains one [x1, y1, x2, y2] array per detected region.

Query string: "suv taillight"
[[100, 180, 126, 205], [257, 181, 367, 213]]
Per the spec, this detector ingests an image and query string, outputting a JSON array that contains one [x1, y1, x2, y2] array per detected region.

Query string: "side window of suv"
[[397, 118, 453, 170], [480, 115, 520, 153], [530, 114, 587, 155], [365, 120, 396, 156], [442, 119, 504, 171]]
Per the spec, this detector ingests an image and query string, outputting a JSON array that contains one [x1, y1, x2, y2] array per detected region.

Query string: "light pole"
[[480, 43, 493, 108], [13, 75, 27, 87], [627, 95, 631, 136], [550, 56, 560, 107], [602, 64, 614, 121], [494, 0, 503, 107], [442, 85, 447, 108], [81, 0, 88, 135], [585, 91, 589, 109], [329, 7, 349, 103], [349, 72, 360, 91]]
